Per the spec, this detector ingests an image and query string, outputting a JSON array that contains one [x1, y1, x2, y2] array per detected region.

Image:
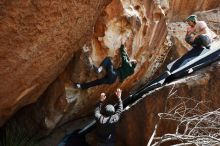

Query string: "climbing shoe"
[[74, 83, 81, 89], [92, 65, 103, 74], [205, 45, 211, 49]]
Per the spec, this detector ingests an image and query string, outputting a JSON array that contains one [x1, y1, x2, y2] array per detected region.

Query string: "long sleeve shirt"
[[94, 99, 123, 143]]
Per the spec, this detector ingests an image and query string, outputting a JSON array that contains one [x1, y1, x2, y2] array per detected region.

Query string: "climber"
[[74, 44, 137, 89], [95, 88, 123, 146], [185, 15, 212, 49]]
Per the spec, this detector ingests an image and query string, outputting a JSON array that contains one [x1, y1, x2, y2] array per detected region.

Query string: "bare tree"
[[147, 87, 220, 146]]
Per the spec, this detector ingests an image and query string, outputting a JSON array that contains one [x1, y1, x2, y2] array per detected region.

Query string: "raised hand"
[[115, 88, 122, 99], [100, 93, 106, 102]]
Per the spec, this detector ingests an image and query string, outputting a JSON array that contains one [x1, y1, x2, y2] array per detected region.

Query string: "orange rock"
[[0, 0, 111, 126]]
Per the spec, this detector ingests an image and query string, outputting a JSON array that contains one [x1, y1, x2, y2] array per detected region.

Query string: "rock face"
[[114, 3, 220, 145], [0, 0, 220, 145], [2, 0, 171, 134], [0, 0, 111, 126], [168, 0, 220, 21]]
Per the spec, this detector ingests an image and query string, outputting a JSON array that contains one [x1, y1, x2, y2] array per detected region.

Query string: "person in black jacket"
[[94, 88, 123, 146], [74, 44, 137, 89]]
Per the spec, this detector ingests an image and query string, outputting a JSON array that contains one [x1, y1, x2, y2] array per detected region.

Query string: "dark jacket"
[[116, 45, 135, 82], [94, 99, 123, 144]]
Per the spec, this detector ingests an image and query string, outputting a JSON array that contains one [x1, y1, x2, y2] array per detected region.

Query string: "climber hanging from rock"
[[185, 15, 214, 49], [73, 44, 137, 89]]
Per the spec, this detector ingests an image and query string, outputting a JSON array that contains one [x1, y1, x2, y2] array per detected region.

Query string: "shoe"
[[188, 68, 193, 73], [205, 45, 210, 49], [92, 65, 103, 74], [97, 66, 103, 73], [74, 83, 81, 89]]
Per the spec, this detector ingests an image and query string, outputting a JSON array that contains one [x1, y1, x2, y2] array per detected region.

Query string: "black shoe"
[[205, 45, 210, 49]]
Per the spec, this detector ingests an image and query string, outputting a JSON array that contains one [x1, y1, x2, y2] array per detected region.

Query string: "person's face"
[[187, 21, 195, 27]]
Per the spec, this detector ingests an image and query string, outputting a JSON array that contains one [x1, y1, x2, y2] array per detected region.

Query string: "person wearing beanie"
[[74, 44, 137, 89], [94, 89, 123, 146], [185, 15, 212, 48]]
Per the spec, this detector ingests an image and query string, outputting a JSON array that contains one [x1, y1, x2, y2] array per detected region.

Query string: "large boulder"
[[0, 0, 111, 126], [7, 0, 170, 134]]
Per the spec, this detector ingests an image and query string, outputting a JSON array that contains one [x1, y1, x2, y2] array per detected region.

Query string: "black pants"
[[185, 34, 211, 48], [81, 57, 117, 89]]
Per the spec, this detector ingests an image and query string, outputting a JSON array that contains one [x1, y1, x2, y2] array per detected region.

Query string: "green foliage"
[[0, 122, 39, 146]]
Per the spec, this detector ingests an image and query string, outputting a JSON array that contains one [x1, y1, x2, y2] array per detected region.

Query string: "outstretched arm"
[[94, 101, 102, 120], [115, 89, 123, 117], [94, 93, 106, 121]]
